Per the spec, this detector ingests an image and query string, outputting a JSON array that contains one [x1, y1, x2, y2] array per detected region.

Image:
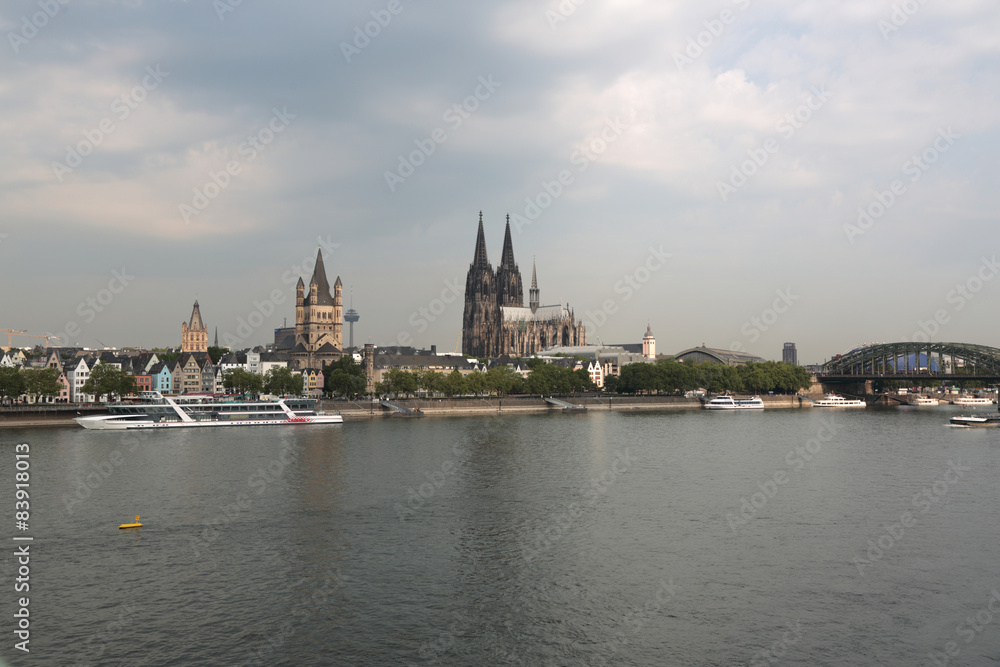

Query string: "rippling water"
[[2, 406, 999, 666]]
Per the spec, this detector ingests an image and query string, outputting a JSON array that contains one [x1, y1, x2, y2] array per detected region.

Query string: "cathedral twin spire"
[[462, 211, 585, 357], [472, 212, 518, 270], [469, 212, 534, 309], [473, 211, 490, 268], [499, 214, 517, 270], [494, 214, 523, 308]]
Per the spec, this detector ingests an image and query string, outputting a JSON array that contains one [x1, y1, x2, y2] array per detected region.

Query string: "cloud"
[[0, 0, 998, 360]]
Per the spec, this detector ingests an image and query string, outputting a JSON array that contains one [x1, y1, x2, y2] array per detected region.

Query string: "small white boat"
[[952, 396, 994, 406], [813, 394, 866, 407], [950, 413, 1000, 427], [703, 395, 765, 410], [910, 396, 939, 406]]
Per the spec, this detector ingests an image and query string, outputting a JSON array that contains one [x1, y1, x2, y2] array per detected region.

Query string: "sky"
[[1, 0, 998, 365]]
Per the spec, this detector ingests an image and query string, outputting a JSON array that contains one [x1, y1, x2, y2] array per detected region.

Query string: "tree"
[[656, 359, 699, 394], [264, 367, 298, 396], [571, 368, 595, 392], [441, 370, 467, 396], [0, 367, 26, 404], [465, 370, 488, 395], [417, 370, 445, 395], [739, 363, 771, 394], [486, 366, 523, 396], [734, 361, 812, 394], [22, 368, 62, 401], [152, 350, 179, 364], [617, 363, 659, 394], [207, 346, 226, 364], [525, 363, 586, 394], [81, 364, 136, 402], [289, 373, 304, 396], [222, 368, 263, 396], [383, 369, 418, 397], [324, 356, 367, 397], [689, 363, 742, 394]]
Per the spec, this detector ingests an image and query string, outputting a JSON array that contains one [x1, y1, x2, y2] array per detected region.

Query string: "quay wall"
[[329, 394, 807, 418], [0, 406, 105, 428], [0, 395, 809, 428]]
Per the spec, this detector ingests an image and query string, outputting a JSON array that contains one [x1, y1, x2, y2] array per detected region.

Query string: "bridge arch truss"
[[823, 342, 1000, 377]]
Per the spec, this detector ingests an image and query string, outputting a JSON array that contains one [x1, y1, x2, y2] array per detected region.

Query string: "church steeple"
[[181, 300, 208, 353], [529, 257, 540, 312], [189, 300, 205, 330], [463, 211, 499, 357], [495, 213, 524, 308], [308, 249, 334, 306], [500, 214, 516, 269], [473, 211, 490, 268]]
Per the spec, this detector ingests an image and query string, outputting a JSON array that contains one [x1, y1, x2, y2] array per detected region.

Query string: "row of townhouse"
[[3, 347, 325, 403]]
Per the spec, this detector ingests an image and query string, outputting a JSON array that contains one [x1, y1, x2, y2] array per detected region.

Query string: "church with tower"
[[290, 248, 344, 369], [181, 301, 208, 353], [462, 213, 586, 358]]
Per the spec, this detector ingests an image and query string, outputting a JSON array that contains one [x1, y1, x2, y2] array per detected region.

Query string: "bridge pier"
[[820, 381, 867, 397]]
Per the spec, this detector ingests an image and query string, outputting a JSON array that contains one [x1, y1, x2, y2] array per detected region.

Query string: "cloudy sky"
[[2, 0, 998, 364]]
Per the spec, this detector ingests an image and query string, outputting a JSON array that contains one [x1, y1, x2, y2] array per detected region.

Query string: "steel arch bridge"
[[822, 342, 1000, 381]]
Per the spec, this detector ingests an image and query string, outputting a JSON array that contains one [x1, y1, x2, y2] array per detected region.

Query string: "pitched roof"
[[501, 305, 572, 322], [307, 249, 335, 307], [375, 354, 476, 370], [188, 300, 206, 331], [673, 346, 764, 365]]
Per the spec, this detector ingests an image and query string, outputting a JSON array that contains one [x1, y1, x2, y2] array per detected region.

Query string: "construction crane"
[[1, 330, 26, 347], [0, 330, 62, 348]]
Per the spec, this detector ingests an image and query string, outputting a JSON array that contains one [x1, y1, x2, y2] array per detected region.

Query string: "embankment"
[[331, 394, 807, 418], [0, 395, 810, 428]]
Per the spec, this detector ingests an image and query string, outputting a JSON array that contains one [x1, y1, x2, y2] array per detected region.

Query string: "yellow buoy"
[[119, 515, 142, 530]]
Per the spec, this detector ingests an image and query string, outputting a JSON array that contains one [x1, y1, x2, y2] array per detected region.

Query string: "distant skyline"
[[2, 1, 999, 365]]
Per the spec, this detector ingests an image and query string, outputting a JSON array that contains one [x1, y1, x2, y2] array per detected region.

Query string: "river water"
[[2, 406, 999, 666]]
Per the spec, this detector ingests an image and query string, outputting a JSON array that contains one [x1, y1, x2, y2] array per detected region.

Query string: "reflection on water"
[[2, 407, 999, 666]]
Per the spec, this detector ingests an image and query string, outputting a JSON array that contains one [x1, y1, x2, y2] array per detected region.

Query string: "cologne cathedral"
[[462, 213, 586, 358]]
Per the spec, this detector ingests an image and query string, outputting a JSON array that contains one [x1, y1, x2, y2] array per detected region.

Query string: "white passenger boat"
[[952, 396, 994, 406], [813, 394, 866, 408], [703, 395, 765, 410], [910, 396, 939, 406], [75, 392, 343, 430]]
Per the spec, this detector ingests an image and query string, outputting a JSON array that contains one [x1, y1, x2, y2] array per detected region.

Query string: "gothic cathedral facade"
[[462, 213, 586, 358]]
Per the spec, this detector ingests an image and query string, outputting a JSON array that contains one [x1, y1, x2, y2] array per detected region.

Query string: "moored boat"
[[703, 395, 765, 410], [75, 392, 342, 430], [910, 396, 939, 406], [952, 396, 995, 406], [813, 394, 866, 408]]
